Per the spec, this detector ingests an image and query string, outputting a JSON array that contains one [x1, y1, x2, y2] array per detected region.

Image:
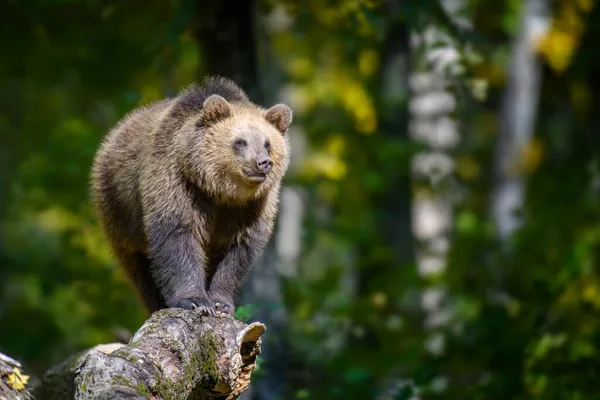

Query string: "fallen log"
[[36, 308, 265, 400]]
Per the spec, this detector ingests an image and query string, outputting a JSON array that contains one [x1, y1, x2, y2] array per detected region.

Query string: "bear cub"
[[91, 76, 292, 316]]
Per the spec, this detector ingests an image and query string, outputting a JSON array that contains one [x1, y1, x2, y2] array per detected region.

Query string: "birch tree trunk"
[[490, 0, 550, 240], [377, 1, 471, 398], [409, 0, 467, 336]]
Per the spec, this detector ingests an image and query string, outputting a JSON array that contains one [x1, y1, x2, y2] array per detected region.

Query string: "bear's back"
[[91, 98, 173, 250]]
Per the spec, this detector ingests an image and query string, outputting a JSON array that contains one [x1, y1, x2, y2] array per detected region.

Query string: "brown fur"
[[91, 76, 292, 315]]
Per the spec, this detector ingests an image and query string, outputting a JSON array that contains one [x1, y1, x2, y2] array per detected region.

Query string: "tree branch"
[[36, 309, 266, 400]]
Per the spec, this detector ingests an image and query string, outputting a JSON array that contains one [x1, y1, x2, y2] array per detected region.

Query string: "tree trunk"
[[191, 0, 260, 100], [409, 0, 468, 333], [34, 309, 265, 400], [355, 4, 414, 397], [193, 3, 292, 399], [379, 8, 414, 268], [376, 0, 469, 397], [490, 0, 550, 240], [358, 0, 413, 307]]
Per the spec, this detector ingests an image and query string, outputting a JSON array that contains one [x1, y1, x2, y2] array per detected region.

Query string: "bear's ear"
[[202, 94, 232, 125], [264, 104, 293, 134]]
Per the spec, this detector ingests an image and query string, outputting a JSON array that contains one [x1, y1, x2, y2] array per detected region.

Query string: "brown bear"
[[91, 76, 292, 316]]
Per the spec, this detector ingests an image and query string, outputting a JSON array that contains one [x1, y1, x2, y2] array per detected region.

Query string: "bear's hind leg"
[[113, 246, 166, 313]]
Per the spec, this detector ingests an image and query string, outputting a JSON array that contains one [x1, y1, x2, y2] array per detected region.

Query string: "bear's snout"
[[257, 155, 274, 174]]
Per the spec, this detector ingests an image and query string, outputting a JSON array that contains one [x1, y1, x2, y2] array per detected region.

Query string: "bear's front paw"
[[213, 299, 235, 316], [208, 295, 235, 316], [175, 297, 216, 316]]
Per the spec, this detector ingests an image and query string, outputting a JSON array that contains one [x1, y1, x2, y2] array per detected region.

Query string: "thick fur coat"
[[91, 76, 292, 315]]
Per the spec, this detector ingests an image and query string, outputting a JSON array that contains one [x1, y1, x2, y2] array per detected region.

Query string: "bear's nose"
[[257, 155, 274, 174]]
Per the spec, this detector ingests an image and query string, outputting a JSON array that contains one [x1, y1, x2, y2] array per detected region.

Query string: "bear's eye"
[[235, 139, 247, 148], [265, 141, 271, 152]]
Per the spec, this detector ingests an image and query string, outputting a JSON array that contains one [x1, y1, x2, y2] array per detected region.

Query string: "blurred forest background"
[[1, 0, 600, 399]]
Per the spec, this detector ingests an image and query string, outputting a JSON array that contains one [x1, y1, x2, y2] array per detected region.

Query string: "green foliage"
[[234, 304, 259, 322]]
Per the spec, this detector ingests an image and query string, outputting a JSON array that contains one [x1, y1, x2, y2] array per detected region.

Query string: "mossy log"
[[36, 309, 266, 400]]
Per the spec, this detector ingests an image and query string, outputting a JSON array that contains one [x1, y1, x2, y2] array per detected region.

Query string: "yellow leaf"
[[324, 134, 346, 156], [340, 81, 377, 134], [507, 299, 521, 317], [36, 206, 80, 234], [535, 0, 594, 73], [316, 181, 338, 202], [577, 0, 594, 11], [583, 282, 599, 303], [306, 153, 347, 180], [536, 30, 577, 72], [371, 292, 387, 308], [455, 156, 480, 181], [7, 368, 29, 391], [313, 2, 340, 27], [518, 138, 545, 174], [570, 82, 591, 114], [287, 57, 314, 79], [285, 85, 314, 114], [527, 374, 548, 396], [358, 49, 379, 77], [138, 85, 162, 106], [473, 59, 506, 87]]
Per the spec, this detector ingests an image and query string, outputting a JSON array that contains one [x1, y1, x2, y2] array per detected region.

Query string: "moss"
[[151, 330, 222, 400], [110, 375, 151, 399], [110, 375, 135, 387], [79, 370, 95, 393], [136, 382, 151, 397], [152, 371, 178, 400], [107, 312, 224, 399], [111, 348, 138, 365], [192, 331, 220, 386]]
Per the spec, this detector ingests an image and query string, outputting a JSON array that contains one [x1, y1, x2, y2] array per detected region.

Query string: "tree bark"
[[191, 0, 260, 100], [33, 309, 265, 400], [192, 3, 296, 399], [490, 0, 550, 240]]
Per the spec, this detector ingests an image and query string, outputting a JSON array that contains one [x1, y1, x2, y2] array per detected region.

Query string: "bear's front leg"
[[208, 244, 255, 316], [147, 223, 215, 316]]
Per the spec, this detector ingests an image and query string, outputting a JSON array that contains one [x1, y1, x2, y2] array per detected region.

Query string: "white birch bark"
[[490, 0, 550, 239], [378, 1, 471, 399]]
